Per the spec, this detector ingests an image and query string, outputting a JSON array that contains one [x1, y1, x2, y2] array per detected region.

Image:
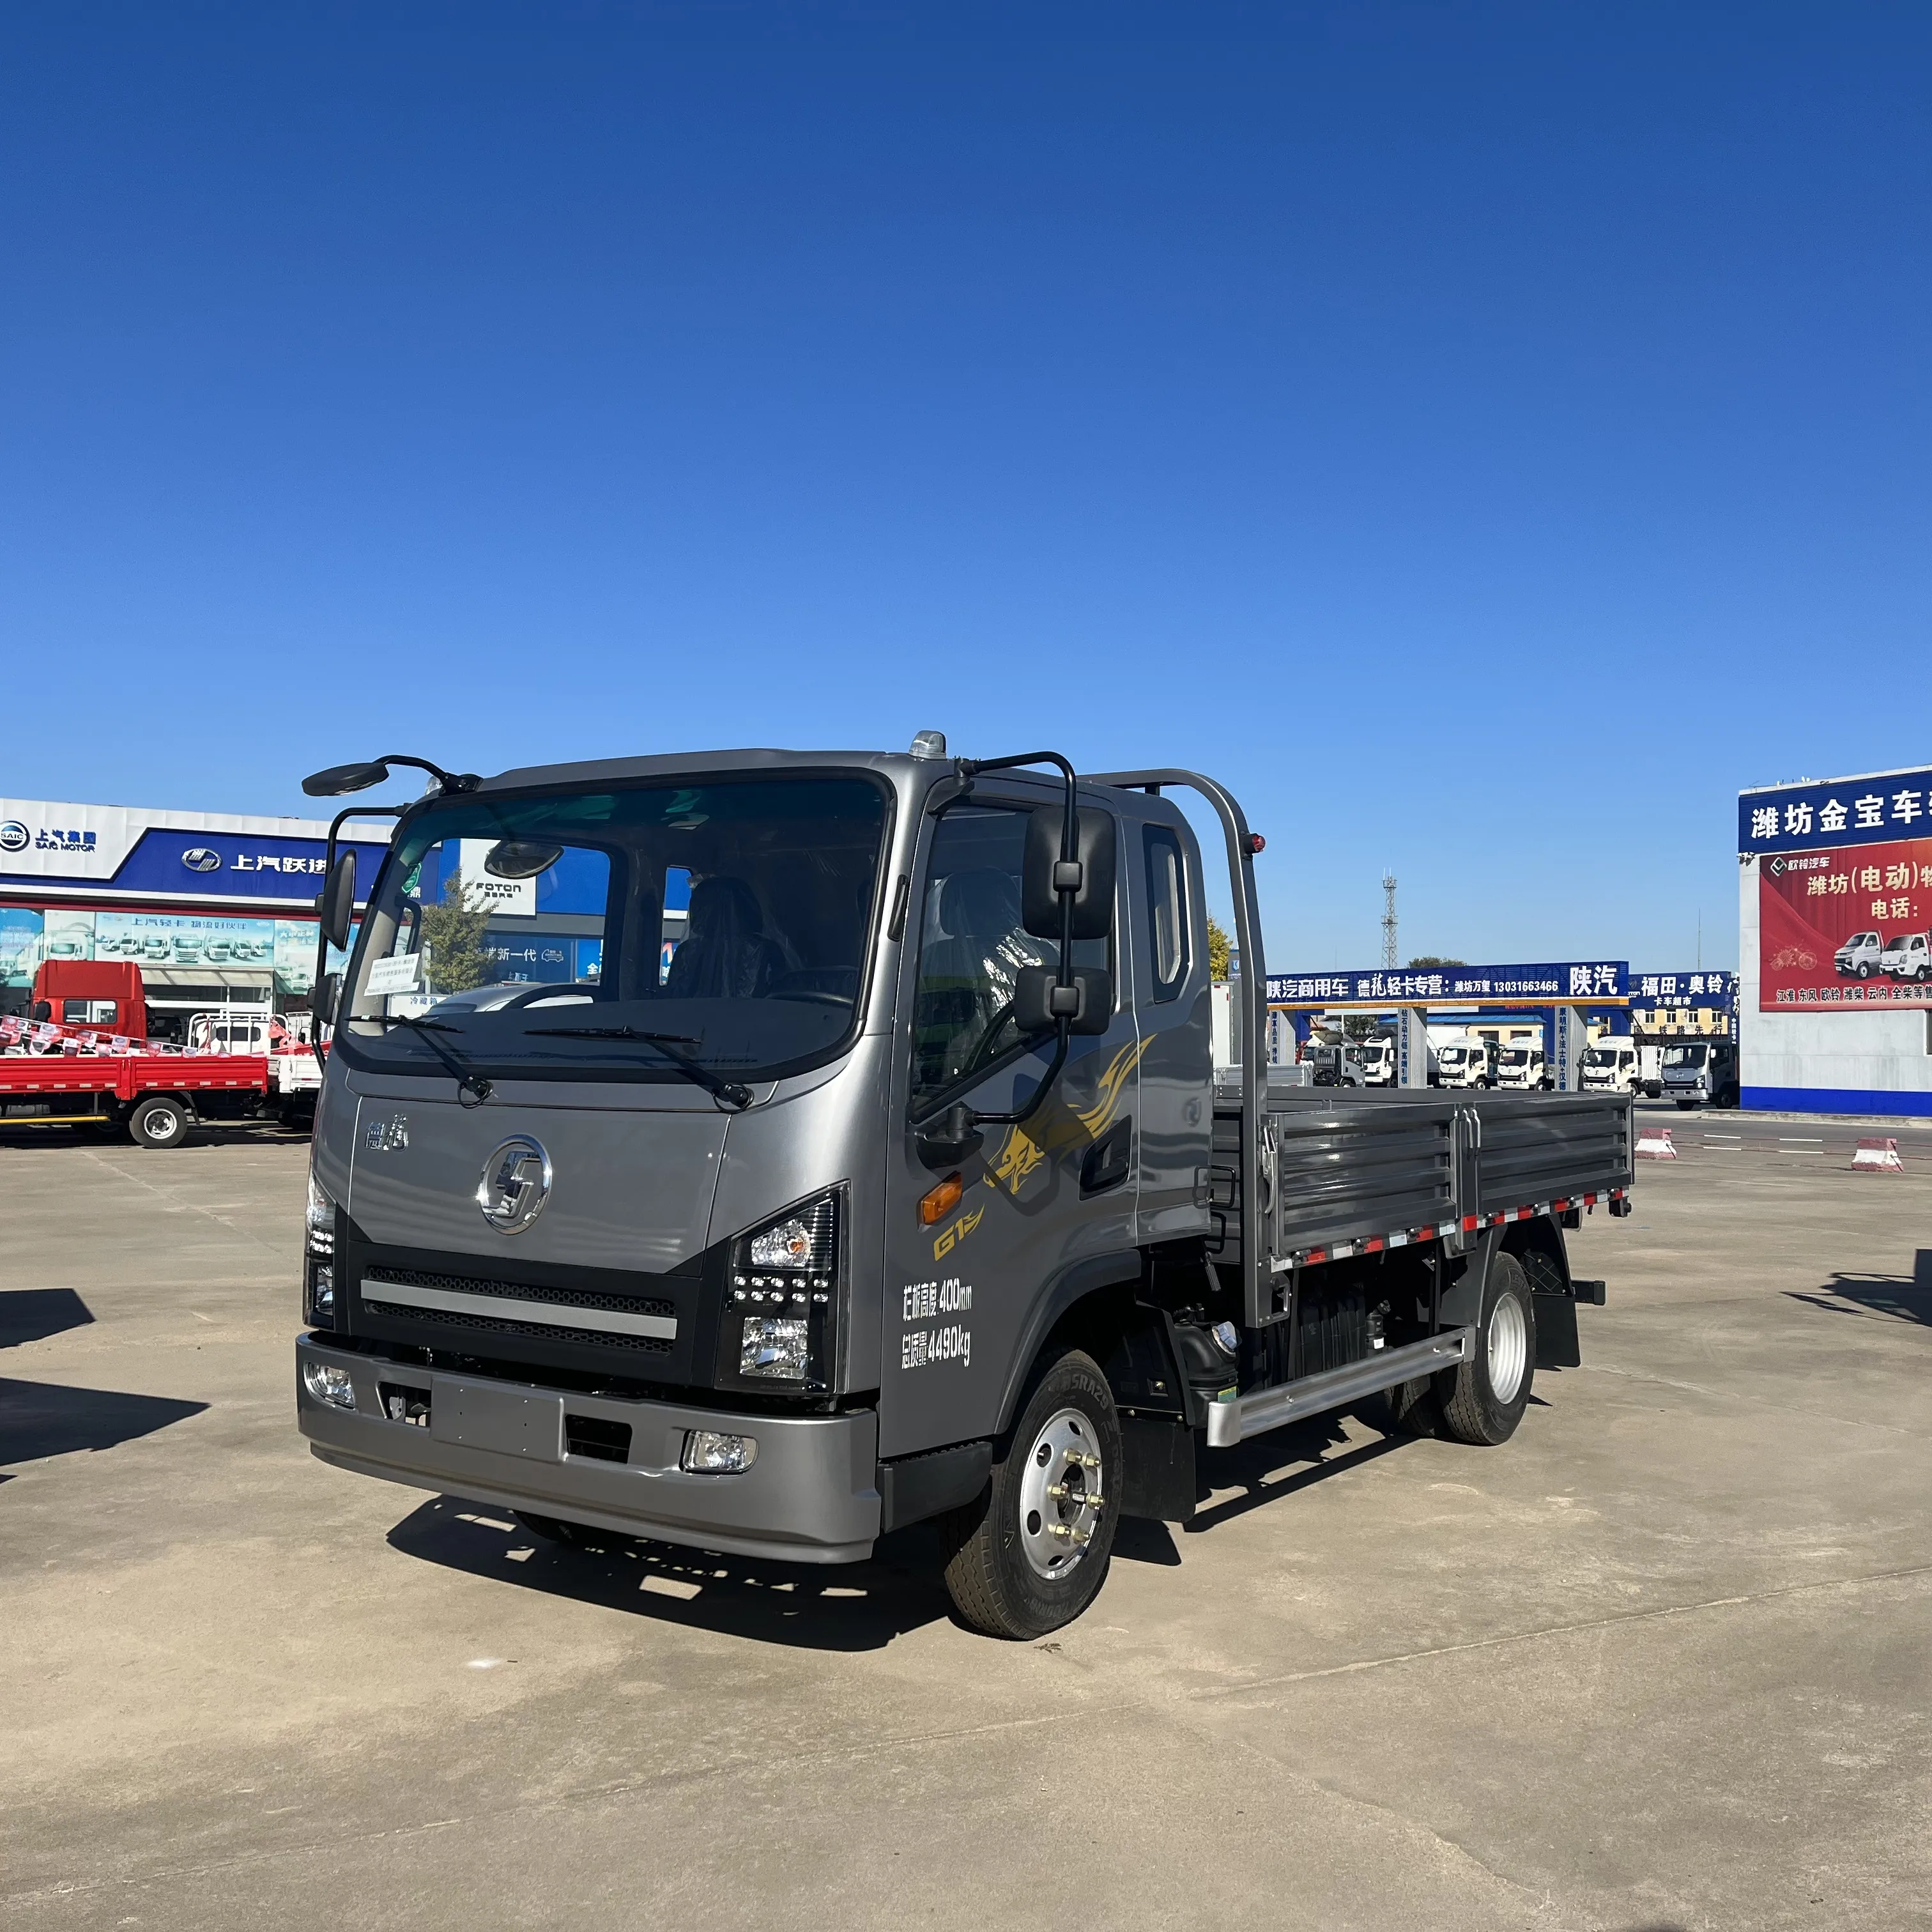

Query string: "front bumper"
[[295, 1335, 881, 1564]]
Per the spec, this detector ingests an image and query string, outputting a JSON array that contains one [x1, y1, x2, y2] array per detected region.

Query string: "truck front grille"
[[360, 1264, 677, 1353]]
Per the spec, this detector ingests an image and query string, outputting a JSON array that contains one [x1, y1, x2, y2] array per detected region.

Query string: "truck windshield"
[[1439, 1048, 1467, 1063], [337, 774, 889, 1085], [1662, 1044, 1708, 1067], [1501, 1049, 1530, 1066]]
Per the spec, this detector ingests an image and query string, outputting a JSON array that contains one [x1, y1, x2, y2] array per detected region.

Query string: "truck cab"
[[1494, 1045, 1548, 1091], [1353, 1037, 1395, 1085], [1880, 931, 1930, 982], [1580, 1041, 1641, 1094], [1434, 1039, 1492, 1089], [1835, 930, 1883, 979], [1661, 1038, 1739, 1108]]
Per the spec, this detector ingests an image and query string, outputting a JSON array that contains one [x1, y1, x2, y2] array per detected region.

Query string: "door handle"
[[1080, 1116, 1133, 1196]]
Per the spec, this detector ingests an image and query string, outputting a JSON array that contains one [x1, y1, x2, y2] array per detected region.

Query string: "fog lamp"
[[303, 1360, 355, 1410], [682, 1429, 758, 1474], [739, 1316, 809, 1379]]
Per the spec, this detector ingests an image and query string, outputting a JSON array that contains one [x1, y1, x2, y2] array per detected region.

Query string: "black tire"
[[514, 1511, 623, 1552], [940, 1347, 1121, 1640], [1676, 1098, 1696, 1110], [1368, 1374, 1439, 1438], [1436, 1251, 1535, 1446], [128, 1096, 190, 1149]]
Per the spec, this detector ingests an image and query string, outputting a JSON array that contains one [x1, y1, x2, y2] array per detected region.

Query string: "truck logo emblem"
[[181, 848, 223, 873], [0, 821, 27, 854], [365, 1116, 409, 1152], [476, 1135, 553, 1234]]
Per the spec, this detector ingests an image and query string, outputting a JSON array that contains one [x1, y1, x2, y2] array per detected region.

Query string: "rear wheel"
[[129, 1096, 190, 1149], [941, 1347, 1121, 1639], [1436, 1252, 1535, 1446]]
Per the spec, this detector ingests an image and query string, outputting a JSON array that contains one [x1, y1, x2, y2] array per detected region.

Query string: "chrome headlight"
[[725, 1190, 840, 1386]]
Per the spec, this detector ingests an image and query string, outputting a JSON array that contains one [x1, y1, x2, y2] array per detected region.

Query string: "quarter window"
[[1144, 825, 1188, 1002]]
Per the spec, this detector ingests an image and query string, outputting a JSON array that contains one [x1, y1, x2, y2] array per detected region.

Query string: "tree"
[[1207, 915, 1232, 983], [1406, 955, 1466, 969], [418, 869, 495, 995]]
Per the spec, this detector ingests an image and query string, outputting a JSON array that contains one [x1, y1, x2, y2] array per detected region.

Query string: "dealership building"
[[1740, 762, 1932, 1115], [0, 797, 393, 1032]]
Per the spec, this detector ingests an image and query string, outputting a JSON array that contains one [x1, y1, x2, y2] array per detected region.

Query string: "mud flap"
[[1119, 1414, 1197, 1521], [1533, 1292, 1581, 1370]]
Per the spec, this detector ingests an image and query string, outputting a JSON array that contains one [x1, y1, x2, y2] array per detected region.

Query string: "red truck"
[[0, 960, 276, 1147]]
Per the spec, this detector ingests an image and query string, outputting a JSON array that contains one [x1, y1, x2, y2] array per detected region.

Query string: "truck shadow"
[[1186, 1415, 1411, 1534], [387, 1495, 960, 1650], [1787, 1251, 1932, 1328]]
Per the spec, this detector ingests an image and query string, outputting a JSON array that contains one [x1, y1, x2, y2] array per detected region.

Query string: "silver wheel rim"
[[1487, 1291, 1528, 1404], [148, 1109, 180, 1142], [1017, 1407, 1104, 1580]]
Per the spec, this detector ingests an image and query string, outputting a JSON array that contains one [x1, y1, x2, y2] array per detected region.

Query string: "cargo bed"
[[1210, 1073, 1634, 1299]]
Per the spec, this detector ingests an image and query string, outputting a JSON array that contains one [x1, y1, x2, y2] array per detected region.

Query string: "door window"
[[912, 804, 1110, 1101], [1144, 825, 1188, 1002]]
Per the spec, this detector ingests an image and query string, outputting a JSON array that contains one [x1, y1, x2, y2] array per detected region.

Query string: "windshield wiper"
[[526, 1024, 751, 1110], [352, 1013, 494, 1105]]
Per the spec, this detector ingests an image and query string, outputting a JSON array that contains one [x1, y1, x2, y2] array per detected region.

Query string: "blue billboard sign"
[[1739, 766, 1932, 857], [1268, 961, 1627, 1005], [1632, 970, 1736, 1007]]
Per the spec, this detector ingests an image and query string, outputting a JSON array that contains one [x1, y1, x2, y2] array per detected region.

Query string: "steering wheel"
[[492, 985, 595, 1011]]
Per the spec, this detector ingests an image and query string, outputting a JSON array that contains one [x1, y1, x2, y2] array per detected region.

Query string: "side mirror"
[[316, 850, 356, 953], [303, 761, 390, 797], [30, 1000, 51, 1022], [1013, 965, 1112, 1036], [914, 1101, 984, 1170], [1022, 807, 1116, 942], [312, 974, 340, 1027], [485, 838, 564, 880]]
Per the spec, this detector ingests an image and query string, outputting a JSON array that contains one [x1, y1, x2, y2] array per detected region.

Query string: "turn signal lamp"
[[918, 1173, 963, 1226]]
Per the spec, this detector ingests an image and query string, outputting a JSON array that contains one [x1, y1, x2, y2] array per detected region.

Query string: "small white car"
[[1880, 931, 1931, 981], [1835, 930, 1883, 978]]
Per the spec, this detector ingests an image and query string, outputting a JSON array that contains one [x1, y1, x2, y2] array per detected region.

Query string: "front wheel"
[[941, 1347, 1121, 1639], [1857, 963, 1872, 979], [1436, 1251, 1535, 1446], [129, 1096, 190, 1149]]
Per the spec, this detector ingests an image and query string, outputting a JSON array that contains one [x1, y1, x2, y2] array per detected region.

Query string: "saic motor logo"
[[0, 822, 27, 855], [180, 848, 223, 873]]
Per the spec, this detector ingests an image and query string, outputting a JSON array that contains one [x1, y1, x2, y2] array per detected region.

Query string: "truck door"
[[1132, 813, 1213, 1245], [878, 793, 1142, 1460]]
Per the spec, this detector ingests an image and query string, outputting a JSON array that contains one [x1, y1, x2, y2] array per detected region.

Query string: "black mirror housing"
[[1022, 806, 1116, 942], [30, 1000, 52, 1022], [316, 850, 356, 953], [311, 973, 340, 1027], [1013, 965, 1112, 1036], [484, 838, 564, 880], [302, 761, 390, 798]]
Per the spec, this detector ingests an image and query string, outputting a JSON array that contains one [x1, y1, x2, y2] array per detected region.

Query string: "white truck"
[[1494, 1043, 1551, 1091], [1581, 1039, 1648, 1095], [1435, 1038, 1494, 1089], [1353, 1036, 1395, 1085]]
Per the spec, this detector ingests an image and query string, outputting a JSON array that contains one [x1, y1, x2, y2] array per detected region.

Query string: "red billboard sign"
[[1759, 836, 1932, 1010]]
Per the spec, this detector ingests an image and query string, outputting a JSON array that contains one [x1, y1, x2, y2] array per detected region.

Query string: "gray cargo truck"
[[293, 741, 1633, 1638]]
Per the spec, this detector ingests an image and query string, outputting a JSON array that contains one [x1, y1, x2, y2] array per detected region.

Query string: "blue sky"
[[4, 4, 1928, 972]]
